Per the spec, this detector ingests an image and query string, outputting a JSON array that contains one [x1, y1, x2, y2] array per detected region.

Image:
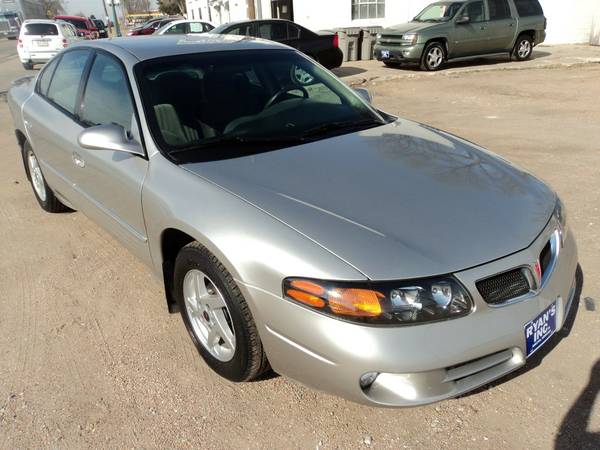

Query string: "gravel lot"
[[0, 41, 599, 448]]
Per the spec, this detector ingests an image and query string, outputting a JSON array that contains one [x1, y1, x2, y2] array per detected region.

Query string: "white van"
[[17, 19, 80, 70]]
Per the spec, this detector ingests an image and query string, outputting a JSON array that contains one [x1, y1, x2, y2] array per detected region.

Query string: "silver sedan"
[[8, 35, 578, 407]]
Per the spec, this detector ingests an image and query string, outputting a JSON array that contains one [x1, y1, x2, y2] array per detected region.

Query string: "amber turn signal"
[[328, 288, 383, 317]]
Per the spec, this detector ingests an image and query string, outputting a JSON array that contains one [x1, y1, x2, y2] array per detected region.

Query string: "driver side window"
[[463, 1, 485, 22]]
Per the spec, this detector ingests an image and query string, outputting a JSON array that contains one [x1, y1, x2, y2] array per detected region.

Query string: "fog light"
[[359, 372, 379, 389]]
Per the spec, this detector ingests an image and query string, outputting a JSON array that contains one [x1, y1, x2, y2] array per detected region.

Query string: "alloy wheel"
[[518, 40, 532, 59], [427, 47, 443, 69], [183, 269, 236, 362], [27, 150, 47, 202]]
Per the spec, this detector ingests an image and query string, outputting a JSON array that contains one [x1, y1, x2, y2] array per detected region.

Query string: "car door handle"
[[72, 152, 85, 168]]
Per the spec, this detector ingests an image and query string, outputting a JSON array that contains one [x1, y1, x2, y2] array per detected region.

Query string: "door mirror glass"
[[78, 124, 144, 156], [456, 15, 470, 24], [353, 87, 372, 104]]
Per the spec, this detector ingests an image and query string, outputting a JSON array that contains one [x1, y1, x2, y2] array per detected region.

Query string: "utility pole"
[[100, 0, 110, 34], [107, 0, 122, 37]]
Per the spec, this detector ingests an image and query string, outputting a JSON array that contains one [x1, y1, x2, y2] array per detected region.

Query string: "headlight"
[[283, 277, 473, 325], [400, 33, 418, 45], [376, 33, 382, 40], [555, 197, 568, 246]]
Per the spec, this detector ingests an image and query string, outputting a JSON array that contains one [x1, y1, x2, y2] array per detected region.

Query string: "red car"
[[54, 15, 98, 39], [127, 17, 180, 36]]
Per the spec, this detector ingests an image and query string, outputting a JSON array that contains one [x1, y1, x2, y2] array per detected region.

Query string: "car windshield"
[[414, 2, 463, 21], [23, 23, 58, 35], [136, 49, 386, 162]]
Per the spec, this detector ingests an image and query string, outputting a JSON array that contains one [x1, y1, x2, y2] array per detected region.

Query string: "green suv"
[[374, 0, 546, 71]]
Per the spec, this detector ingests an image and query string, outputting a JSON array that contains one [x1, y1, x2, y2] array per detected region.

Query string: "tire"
[[22, 141, 69, 213], [420, 41, 446, 71], [513, 34, 533, 61], [22, 62, 34, 70], [174, 242, 269, 382]]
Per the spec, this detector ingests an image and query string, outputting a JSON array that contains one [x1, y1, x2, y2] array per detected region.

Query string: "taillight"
[[333, 33, 339, 48], [62, 38, 68, 48], [18, 38, 23, 48]]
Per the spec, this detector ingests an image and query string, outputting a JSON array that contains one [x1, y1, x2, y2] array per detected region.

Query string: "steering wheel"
[[264, 85, 309, 110]]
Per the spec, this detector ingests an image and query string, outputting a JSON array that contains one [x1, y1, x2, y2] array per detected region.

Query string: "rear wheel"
[[513, 34, 533, 61], [420, 42, 446, 71], [174, 242, 269, 381], [22, 62, 34, 70], [22, 141, 68, 213]]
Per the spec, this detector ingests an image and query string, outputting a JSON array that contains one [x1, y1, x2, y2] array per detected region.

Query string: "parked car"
[[54, 15, 99, 39], [91, 18, 108, 38], [127, 16, 181, 36], [17, 19, 80, 70], [0, 11, 22, 39], [8, 35, 577, 407], [374, 0, 546, 70], [210, 19, 343, 69], [155, 19, 214, 35]]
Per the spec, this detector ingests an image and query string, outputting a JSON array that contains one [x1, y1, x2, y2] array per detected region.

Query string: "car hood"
[[183, 120, 555, 280], [381, 21, 440, 35]]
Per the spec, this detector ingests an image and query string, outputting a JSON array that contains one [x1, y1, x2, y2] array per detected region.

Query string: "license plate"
[[524, 301, 557, 357], [381, 50, 390, 59], [35, 40, 49, 47]]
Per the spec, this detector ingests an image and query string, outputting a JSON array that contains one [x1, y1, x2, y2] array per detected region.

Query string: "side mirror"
[[456, 15, 470, 24], [78, 124, 144, 156], [353, 87, 372, 104]]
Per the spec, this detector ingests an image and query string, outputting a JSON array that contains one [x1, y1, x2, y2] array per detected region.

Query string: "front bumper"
[[244, 216, 578, 406], [374, 43, 425, 63]]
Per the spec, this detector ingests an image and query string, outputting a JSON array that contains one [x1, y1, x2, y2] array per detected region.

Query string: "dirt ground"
[[0, 60, 599, 449]]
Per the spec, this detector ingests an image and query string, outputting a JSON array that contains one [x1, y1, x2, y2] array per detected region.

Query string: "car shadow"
[[332, 66, 368, 77], [459, 264, 584, 398], [555, 359, 600, 449], [383, 49, 552, 72]]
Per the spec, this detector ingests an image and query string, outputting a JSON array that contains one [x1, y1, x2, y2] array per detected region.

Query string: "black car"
[[91, 18, 108, 38], [210, 19, 343, 69]]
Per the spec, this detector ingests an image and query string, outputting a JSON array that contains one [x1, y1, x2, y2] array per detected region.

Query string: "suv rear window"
[[23, 23, 59, 35], [514, 0, 543, 17]]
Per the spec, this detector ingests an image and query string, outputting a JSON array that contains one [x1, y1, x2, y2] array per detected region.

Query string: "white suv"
[[17, 19, 80, 70]]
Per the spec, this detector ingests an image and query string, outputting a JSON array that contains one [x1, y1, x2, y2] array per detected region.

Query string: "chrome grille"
[[476, 268, 531, 305]]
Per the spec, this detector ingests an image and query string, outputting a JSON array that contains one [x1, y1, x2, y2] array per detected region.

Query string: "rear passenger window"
[[80, 53, 134, 134], [38, 56, 59, 96], [258, 22, 287, 41], [46, 49, 90, 114], [288, 24, 301, 39], [189, 22, 204, 33], [488, 0, 512, 20], [227, 24, 253, 36], [514, 0, 543, 17]]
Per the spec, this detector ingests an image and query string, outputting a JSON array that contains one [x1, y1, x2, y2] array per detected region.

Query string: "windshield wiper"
[[300, 118, 385, 139], [168, 135, 305, 156]]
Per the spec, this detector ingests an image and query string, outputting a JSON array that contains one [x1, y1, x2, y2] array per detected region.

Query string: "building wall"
[[185, 0, 272, 24]]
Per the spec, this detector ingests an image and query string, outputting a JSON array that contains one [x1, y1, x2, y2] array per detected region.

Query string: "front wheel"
[[513, 35, 533, 61], [174, 242, 269, 381], [420, 42, 446, 71]]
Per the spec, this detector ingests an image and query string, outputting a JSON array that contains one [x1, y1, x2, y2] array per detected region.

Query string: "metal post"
[[111, 1, 121, 37]]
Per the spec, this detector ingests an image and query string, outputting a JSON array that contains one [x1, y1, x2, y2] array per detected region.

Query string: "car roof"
[[72, 34, 291, 61], [22, 19, 59, 24], [55, 15, 87, 20]]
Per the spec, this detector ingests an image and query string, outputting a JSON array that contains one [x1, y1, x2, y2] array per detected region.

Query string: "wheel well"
[[518, 30, 536, 44], [15, 129, 27, 149], [161, 228, 196, 313], [424, 38, 448, 56], [15, 130, 31, 181]]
